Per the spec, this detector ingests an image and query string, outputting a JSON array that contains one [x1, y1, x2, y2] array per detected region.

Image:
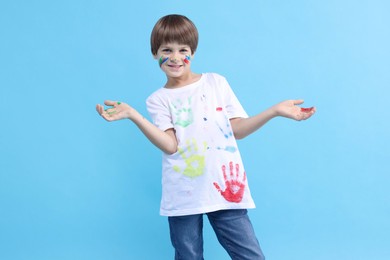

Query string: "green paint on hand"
[[107, 110, 116, 115]]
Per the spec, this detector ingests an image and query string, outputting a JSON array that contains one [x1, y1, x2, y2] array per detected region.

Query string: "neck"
[[165, 72, 201, 89]]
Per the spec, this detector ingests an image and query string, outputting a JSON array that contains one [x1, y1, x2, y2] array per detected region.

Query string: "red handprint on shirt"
[[213, 161, 246, 203]]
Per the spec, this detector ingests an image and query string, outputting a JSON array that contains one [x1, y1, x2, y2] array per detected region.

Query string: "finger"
[[235, 163, 240, 179], [104, 100, 116, 106], [242, 171, 247, 182], [293, 99, 304, 106], [300, 107, 314, 113], [222, 165, 227, 180], [300, 107, 316, 120], [306, 107, 316, 118], [102, 114, 114, 122], [96, 104, 104, 115], [213, 182, 222, 192], [229, 162, 234, 178]]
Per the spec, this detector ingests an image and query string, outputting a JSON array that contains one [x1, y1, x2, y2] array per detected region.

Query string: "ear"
[[153, 54, 159, 60]]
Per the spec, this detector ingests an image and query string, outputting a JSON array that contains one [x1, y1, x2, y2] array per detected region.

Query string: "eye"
[[162, 48, 171, 53], [180, 49, 189, 53]]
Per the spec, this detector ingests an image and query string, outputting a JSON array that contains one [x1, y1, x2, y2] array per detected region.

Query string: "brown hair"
[[150, 14, 199, 55]]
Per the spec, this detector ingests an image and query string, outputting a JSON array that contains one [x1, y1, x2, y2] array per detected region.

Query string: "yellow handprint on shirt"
[[173, 139, 208, 178]]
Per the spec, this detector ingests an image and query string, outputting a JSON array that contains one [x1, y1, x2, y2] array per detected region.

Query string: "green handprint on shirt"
[[173, 139, 208, 178], [171, 97, 194, 127]]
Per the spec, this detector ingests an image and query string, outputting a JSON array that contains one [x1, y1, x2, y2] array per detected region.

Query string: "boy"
[[96, 14, 315, 260]]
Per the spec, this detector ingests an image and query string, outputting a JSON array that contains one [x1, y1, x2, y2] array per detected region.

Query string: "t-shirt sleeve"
[[146, 94, 174, 132], [219, 75, 249, 119]]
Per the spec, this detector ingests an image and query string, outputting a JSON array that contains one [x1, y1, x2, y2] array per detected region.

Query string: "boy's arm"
[[230, 99, 316, 139], [96, 100, 178, 154]]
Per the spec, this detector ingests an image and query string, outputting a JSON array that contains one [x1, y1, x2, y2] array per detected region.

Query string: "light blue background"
[[1, 0, 389, 259]]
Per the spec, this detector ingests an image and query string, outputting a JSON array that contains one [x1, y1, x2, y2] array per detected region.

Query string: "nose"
[[170, 56, 178, 63], [169, 51, 181, 63]]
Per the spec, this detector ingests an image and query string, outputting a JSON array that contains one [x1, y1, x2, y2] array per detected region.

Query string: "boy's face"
[[154, 42, 193, 78]]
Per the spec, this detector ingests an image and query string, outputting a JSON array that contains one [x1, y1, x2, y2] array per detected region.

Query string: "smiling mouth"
[[168, 64, 182, 68]]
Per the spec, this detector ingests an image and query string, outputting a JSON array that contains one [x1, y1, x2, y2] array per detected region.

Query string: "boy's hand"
[[273, 100, 316, 121], [96, 100, 135, 121]]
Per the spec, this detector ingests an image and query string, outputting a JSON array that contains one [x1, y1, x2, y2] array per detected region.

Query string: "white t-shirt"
[[146, 73, 255, 216]]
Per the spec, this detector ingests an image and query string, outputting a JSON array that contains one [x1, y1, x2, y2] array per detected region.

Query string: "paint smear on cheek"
[[184, 55, 191, 64], [159, 56, 169, 66]]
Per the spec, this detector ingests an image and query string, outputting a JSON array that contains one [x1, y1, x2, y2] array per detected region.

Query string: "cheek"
[[159, 56, 169, 66], [184, 55, 191, 64]]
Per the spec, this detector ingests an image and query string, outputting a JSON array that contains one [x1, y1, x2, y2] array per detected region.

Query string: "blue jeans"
[[168, 209, 265, 260]]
